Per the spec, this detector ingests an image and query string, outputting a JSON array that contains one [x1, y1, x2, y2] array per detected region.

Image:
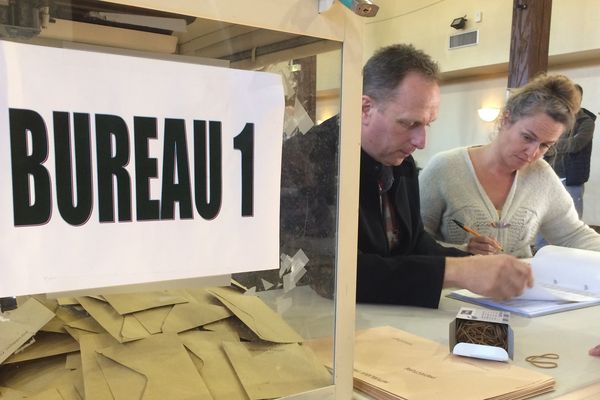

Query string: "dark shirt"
[[281, 116, 467, 308], [357, 150, 467, 308], [546, 108, 596, 186]]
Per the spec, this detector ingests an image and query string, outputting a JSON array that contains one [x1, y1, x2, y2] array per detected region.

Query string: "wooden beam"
[[507, 0, 552, 88]]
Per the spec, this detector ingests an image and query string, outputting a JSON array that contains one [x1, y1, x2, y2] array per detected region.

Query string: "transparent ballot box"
[[0, 1, 362, 399]]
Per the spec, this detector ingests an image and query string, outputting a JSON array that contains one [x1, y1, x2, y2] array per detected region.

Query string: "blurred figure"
[[545, 84, 595, 218]]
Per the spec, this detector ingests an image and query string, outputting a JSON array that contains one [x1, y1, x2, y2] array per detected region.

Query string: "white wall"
[[412, 74, 507, 167], [364, 0, 600, 72], [316, 50, 342, 123], [362, 0, 600, 225], [364, 0, 513, 72]]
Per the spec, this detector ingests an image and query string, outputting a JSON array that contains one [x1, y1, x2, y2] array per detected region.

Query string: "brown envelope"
[[0, 386, 28, 399], [62, 313, 106, 342], [95, 351, 145, 399], [56, 306, 89, 325], [42, 305, 89, 334], [308, 326, 554, 400], [203, 317, 256, 342], [222, 341, 332, 400], [66, 317, 105, 334], [23, 295, 59, 313], [96, 333, 213, 399], [183, 288, 222, 305], [132, 306, 172, 334], [76, 296, 150, 343], [180, 331, 249, 400], [64, 326, 96, 343], [0, 354, 82, 396], [57, 297, 80, 306], [18, 388, 63, 400], [162, 302, 232, 333], [63, 353, 84, 399], [3, 332, 80, 364], [102, 291, 188, 315], [65, 352, 82, 371], [25, 385, 82, 400], [41, 317, 67, 334], [208, 287, 303, 343], [1, 298, 55, 364], [79, 333, 121, 400]]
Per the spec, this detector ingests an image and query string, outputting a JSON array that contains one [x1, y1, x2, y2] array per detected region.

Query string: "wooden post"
[[507, 0, 552, 89]]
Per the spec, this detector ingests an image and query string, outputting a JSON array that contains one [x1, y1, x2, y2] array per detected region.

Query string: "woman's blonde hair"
[[502, 74, 580, 131]]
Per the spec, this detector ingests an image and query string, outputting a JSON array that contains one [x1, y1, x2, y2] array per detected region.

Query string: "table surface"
[[258, 286, 600, 400]]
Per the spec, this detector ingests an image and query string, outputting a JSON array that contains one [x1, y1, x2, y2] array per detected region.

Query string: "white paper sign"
[[0, 41, 284, 296]]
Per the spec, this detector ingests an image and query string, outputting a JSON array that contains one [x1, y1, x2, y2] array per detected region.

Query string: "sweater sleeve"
[[559, 115, 595, 154], [538, 165, 600, 251], [419, 153, 446, 239]]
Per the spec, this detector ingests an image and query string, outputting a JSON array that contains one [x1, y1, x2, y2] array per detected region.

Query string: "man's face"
[[361, 72, 440, 166]]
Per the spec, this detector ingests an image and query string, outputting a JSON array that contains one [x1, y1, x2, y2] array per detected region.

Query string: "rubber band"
[[525, 353, 559, 369], [455, 319, 509, 351]]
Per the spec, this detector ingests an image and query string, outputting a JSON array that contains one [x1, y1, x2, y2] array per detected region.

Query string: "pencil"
[[451, 219, 481, 237], [451, 219, 504, 251]]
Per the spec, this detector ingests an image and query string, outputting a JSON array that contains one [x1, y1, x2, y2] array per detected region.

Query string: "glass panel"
[[0, 2, 342, 398]]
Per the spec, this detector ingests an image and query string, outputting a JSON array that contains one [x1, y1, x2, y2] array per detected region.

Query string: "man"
[[545, 84, 596, 218], [281, 44, 532, 308]]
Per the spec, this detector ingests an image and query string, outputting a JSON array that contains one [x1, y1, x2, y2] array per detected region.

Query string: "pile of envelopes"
[[0, 286, 332, 399], [308, 326, 555, 400]]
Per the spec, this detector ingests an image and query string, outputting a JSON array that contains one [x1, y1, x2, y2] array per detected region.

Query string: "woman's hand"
[[467, 235, 503, 255]]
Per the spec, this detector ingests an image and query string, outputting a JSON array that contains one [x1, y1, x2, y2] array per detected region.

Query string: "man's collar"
[[361, 150, 395, 192]]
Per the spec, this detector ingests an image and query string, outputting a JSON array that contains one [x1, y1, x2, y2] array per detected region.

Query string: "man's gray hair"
[[362, 43, 440, 102]]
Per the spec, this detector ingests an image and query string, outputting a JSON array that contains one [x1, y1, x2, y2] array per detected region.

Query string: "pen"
[[451, 219, 504, 251]]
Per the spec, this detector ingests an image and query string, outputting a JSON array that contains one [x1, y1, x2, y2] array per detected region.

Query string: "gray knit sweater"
[[419, 147, 600, 258]]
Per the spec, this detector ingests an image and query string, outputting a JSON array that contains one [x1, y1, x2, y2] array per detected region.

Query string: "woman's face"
[[496, 112, 565, 170]]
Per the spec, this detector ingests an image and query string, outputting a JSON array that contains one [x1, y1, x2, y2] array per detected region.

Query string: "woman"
[[419, 74, 600, 257]]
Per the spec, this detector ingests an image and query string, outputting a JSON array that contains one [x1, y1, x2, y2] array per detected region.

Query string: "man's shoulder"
[[283, 115, 339, 157], [304, 115, 340, 139]]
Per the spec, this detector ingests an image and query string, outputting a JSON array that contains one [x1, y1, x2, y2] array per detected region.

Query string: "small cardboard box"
[[449, 307, 514, 362]]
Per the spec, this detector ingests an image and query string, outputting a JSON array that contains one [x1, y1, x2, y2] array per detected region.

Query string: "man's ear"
[[362, 95, 374, 124]]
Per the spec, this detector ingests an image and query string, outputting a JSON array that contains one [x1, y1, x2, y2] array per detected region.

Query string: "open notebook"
[[448, 246, 600, 317]]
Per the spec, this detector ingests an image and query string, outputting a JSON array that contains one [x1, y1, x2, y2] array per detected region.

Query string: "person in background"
[[544, 84, 595, 218], [419, 74, 600, 258], [535, 84, 596, 251], [281, 44, 533, 308]]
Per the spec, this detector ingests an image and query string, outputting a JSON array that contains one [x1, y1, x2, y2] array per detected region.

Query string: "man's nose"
[[411, 126, 427, 149]]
